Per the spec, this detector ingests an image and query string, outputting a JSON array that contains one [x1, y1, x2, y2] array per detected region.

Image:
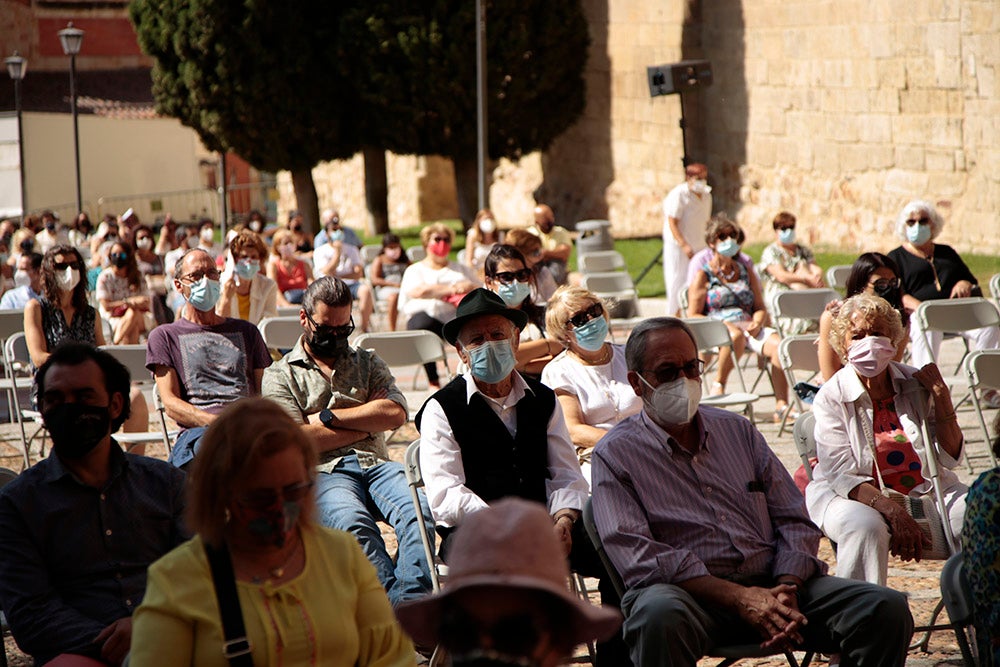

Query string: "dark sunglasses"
[[869, 278, 900, 292], [306, 311, 355, 338], [490, 268, 532, 285], [430, 236, 451, 243], [569, 302, 604, 328], [441, 609, 542, 657], [640, 359, 705, 384], [716, 231, 738, 241], [776, 225, 795, 232], [236, 480, 315, 512], [53, 261, 81, 271], [905, 216, 930, 226]]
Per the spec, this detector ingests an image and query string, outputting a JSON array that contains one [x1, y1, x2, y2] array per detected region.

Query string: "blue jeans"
[[315, 455, 435, 605], [168, 426, 208, 469]]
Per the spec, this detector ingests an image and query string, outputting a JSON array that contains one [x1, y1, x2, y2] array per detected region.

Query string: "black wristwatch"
[[319, 409, 335, 429]]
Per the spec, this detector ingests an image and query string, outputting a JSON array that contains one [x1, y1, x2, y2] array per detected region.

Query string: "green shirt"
[[262, 336, 408, 467]]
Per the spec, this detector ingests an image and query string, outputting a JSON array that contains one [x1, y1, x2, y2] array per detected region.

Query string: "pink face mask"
[[427, 240, 451, 258], [847, 335, 896, 378]]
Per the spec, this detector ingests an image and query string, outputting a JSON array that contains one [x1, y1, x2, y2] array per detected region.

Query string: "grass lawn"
[[361, 222, 1000, 300]]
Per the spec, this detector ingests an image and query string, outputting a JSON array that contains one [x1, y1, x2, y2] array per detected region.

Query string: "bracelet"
[[868, 494, 882, 508]]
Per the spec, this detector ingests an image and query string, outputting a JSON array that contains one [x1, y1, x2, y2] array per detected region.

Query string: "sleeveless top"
[[40, 298, 97, 351], [702, 261, 755, 322], [379, 260, 406, 285], [274, 259, 310, 292]]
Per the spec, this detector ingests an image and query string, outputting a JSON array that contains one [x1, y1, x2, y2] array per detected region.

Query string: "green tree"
[[343, 0, 589, 226], [129, 0, 360, 232]]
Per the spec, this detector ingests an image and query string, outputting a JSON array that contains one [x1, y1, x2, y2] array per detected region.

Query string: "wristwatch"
[[319, 409, 335, 429]]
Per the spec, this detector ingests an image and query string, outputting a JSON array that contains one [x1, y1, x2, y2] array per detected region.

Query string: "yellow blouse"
[[130, 526, 416, 667]]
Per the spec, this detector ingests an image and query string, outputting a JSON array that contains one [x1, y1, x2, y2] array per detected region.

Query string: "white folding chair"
[[776, 335, 821, 436], [360, 244, 383, 265], [578, 250, 626, 274], [963, 349, 1000, 470], [100, 344, 178, 453], [353, 330, 453, 390], [276, 305, 301, 317], [915, 297, 1000, 376], [406, 246, 426, 263], [580, 271, 640, 322], [403, 439, 444, 592], [4, 333, 44, 467], [257, 316, 304, 350], [938, 553, 978, 667], [682, 318, 760, 422], [825, 265, 852, 291], [990, 273, 1000, 314], [770, 288, 840, 338]]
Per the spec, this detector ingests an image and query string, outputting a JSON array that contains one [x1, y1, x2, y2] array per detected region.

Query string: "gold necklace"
[[245, 535, 303, 584], [575, 344, 611, 366]]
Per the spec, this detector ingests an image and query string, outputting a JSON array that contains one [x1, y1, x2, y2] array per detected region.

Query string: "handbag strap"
[[204, 541, 255, 667], [858, 405, 890, 495]]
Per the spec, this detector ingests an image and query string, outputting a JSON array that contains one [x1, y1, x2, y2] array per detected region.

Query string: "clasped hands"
[[734, 583, 808, 651]]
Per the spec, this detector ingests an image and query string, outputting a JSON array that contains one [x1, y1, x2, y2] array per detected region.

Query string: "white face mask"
[[689, 179, 711, 195], [637, 375, 701, 426], [136, 237, 153, 250], [200, 228, 215, 243], [56, 267, 81, 292], [479, 218, 496, 234], [13, 270, 31, 288], [847, 335, 896, 378]]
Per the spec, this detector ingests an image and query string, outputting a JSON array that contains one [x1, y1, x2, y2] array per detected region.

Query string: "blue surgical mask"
[[906, 222, 932, 245], [716, 238, 740, 258], [329, 229, 344, 242], [235, 259, 260, 280], [778, 228, 796, 245], [464, 339, 517, 384], [187, 276, 222, 312], [574, 316, 609, 352], [495, 281, 531, 308]]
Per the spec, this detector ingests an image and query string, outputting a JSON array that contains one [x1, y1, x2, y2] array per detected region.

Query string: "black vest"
[[415, 375, 555, 505]]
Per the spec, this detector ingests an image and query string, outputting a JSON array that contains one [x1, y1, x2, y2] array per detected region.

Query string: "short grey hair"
[[173, 247, 212, 279], [894, 199, 945, 241], [302, 276, 351, 317], [625, 317, 697, 372]]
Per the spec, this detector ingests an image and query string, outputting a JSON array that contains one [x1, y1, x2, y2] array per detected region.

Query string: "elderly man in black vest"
[[415, 288, 630, 665]]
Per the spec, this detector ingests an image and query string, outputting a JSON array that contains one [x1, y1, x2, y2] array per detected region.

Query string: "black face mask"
[[43, 403, 111, 460], [308, 329, 351, 359], [111, 252, 129, 268], [873, 283, 902, 309], [19, 239, 33, 254]]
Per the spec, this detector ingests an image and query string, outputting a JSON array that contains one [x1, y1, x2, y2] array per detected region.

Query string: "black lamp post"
[[4, 51, 27, 219], [58, 22, 84, 215]]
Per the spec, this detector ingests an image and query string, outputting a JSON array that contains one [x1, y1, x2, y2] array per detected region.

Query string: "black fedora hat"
[[441, 288, 529, 345]]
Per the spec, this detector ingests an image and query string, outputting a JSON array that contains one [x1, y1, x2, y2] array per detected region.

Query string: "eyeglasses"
[[180, 269, 222, 283], [441, 608, 542, 657], [639, 359, 706, 384], [236, 480, 315, 512], [905, 216, 930, 226], [430, 236, 451, 243], [869, 277, 900, 292], [306, 311, 355, 338], [490, 268, 532, 284], [52, 261, 81, 271], [569, 302, 604, 328], [716, 231, 738, 241]]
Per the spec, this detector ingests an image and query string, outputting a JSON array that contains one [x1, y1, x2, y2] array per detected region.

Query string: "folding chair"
[[361, 244, 383, 265], [276, 305, 301, 317], [939, 553, 978, 667], [100, 345, 178, 454], [825, 265, 852, 291], [0, 309, 26, 425], [990, 273, 1000, 314], [682, 318, 760, 422], [962, 349, 1000, 470], [792, 411, 817, 479], [580, 271, 640, 321], [4, 333, 45, 468], [354, 330, 453, 391], [776, 335, 821, 436], [257, 316, 304, 349], [578, 250, 626, 274], [582, 499, 813, 667], [407, 246, 426, 263], [402, 440, 444, 592], [915, 297, 1000, 376], [769, 289, 840, 338]]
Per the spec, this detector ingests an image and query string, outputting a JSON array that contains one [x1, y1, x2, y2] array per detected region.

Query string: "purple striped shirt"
[[592, 406, 826, 591]]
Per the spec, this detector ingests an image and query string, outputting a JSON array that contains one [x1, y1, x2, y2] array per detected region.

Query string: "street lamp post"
[[58, 22, 84, 215], [5, 52, 27, 219]]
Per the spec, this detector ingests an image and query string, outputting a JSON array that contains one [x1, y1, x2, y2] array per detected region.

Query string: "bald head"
[[533, 204, 555, 232]]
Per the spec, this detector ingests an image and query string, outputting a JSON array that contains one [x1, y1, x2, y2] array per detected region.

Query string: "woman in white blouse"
[[541, 286, 643, 483]]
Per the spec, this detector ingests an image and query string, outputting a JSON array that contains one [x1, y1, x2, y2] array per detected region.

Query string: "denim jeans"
[[315, 455, 435, 605]]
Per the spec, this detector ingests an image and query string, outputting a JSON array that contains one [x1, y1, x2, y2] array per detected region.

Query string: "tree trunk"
[[290, 167, 320, 234], [452, 154, 482, 231], [363, 146, 389, 236]]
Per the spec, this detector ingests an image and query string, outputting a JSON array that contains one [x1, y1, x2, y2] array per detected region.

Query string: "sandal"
[[773, 404, 800, 423]]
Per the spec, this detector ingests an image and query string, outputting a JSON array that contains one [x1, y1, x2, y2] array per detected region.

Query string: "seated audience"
[[759, 211, 825, 335], [506, 228, 558, 305], [268, 228, 313, 306], [0, 344, 187, 666], [369, 233, 410, 331], [153, 213, 179, 257], [963, 417, 1000, 666], [687, 215, 791, 422], [396, 498, 622, 667], [129, 398, 414, 666], [262, 276, 434, 605], [464, 208, 503, 278], [146, 248, 271, 469], [314, 208, 363, 248], [215, 229, 278, 325], [195, 219, 223, 261], [591, 317, 914, 665], [399, 223, 480, 388], [527, 204, 572, 285], [818, 252, 909, 380], [132, 224, 172, 326], [244, 209, 267, 236], [808, 293, 966, 585], [36, 210, 70, 253], [888, 199, 1000, 373], [68, 212, 93, 248], [313, 218, 373, 332], [0, 251, 42, 310], [96, 241, 153, 344], [542, 286, 643, 483], [287, 210, 314, 256]]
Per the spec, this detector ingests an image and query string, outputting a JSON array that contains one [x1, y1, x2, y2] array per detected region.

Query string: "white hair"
[[894, 199, 945, 241]]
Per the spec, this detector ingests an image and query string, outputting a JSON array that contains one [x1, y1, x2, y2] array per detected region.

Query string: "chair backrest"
[[407, 245, 426, 263], [778, 334, 822, 374], [917, 297, 1000, 334], [100, 344, 154, 386], [404, 438, 424, 488], [0, 309, 24, 343], [771, 288, 840, 323], [681, 317, 735, 353], [354, 330, 450, 369], [361, 244, 383, 265], [403, 438, 443, 593], [581, 271, 636, 295], [966, 349, 1000, 391], [257, 316, 304, 349], [276, 305, 301, 317], [990, 273, 1000, 311], [5, 332, 30, 375], [578, 250, 625, 274], [581, 498, 626, 599], [826, 265, 853, 290], [792, 411, 817, 475]]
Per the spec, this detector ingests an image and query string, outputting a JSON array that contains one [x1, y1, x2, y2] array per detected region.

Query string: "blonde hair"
[[420, 223, 454, 247], [506, 228, 542, 255], [829, 293, 905, 360], [546, 285, 608, 346], [271, 228, 296, 256], [187, 398, 318, 547]]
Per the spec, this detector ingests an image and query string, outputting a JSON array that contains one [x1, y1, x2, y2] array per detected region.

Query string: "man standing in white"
[[662, 162, 712, 315]]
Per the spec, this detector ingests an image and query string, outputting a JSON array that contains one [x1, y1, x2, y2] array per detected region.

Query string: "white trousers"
[[820, 482, 967, 585], [662, 241, 689, 316], [908, 317, 1000, 369]]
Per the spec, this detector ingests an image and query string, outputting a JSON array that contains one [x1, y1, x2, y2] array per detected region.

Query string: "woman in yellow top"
[[129, 398, 416, 666]]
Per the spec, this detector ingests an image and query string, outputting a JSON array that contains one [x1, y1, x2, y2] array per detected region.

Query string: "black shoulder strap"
[[204, 541, 255, 667]]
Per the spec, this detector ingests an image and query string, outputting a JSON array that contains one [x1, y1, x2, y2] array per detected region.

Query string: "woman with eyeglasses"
[[129, 398, 414, 666], [818, 252, 910, 381], [887, 199, 1000, 374], [541, 286, 643, 482], [687, 215, 792, 422], [96, 241, 153, 344], [483, 244, 558, 377], [399, 223, 480, 388], [759, 211, 826, 335]]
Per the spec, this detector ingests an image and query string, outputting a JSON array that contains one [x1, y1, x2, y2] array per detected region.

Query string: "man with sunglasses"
[[146, 248, 272, 469], [590, 317, 913, 665], [262, 276, 435, 605]]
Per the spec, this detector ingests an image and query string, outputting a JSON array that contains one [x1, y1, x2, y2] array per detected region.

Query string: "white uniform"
[[662, 182, 711, 315]]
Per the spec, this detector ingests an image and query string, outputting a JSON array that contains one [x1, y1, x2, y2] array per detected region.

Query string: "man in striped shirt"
[[591, 317, 913, 665]]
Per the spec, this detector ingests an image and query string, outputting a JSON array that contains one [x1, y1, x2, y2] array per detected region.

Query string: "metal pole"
[[475, 0, 487, 211], [69, 53, 82, 214], [13, 76, 26, 217]]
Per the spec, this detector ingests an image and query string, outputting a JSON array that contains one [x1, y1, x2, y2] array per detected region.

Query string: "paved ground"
[[0, 298, 986, 665]]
